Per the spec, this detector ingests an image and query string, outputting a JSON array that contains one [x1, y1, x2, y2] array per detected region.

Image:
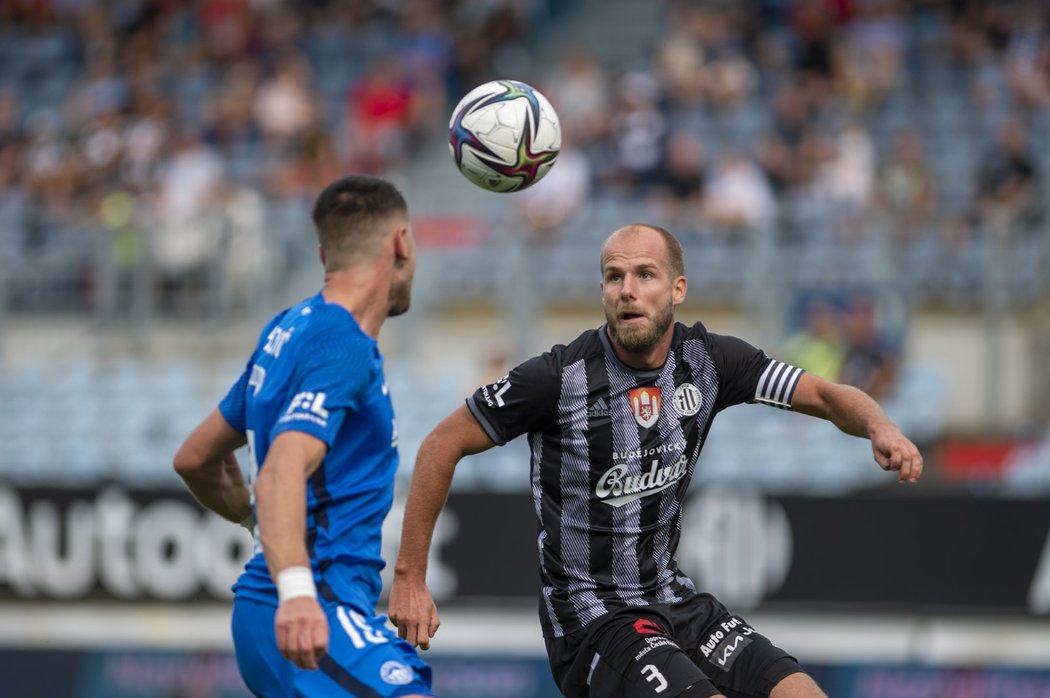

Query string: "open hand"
[[388, 576, 441, 650]]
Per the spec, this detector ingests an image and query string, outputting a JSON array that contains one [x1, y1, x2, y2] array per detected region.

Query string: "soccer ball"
[[448, 80, 561, 193]]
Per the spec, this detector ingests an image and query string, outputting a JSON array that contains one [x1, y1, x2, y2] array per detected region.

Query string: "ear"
[[672, 275, 688, 306], [392, 226, 411, 264], [318, 245, 326, 267]]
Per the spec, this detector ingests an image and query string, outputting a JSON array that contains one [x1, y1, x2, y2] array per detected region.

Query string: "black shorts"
[[544, 594, 803, 698]]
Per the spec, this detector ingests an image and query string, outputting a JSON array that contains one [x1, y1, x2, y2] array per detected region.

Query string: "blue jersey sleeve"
[[270, 333, 375, 447], [219, 368, 250, 433], [221, 309, 291, 433]]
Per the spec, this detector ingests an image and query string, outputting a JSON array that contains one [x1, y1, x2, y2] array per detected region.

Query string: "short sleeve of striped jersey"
[[707, 331, 804, 412], [753, 359, 804, 410], [466, 352, 560, 446]]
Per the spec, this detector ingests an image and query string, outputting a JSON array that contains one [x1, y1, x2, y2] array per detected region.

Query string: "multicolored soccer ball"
[[448, 80, 561, 193]]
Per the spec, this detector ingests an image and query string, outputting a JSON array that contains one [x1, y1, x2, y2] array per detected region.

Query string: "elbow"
[[173, 443, 205, 479]]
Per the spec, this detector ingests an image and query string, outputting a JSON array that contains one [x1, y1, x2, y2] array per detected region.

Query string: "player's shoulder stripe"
[[754, 360, 803, 409]]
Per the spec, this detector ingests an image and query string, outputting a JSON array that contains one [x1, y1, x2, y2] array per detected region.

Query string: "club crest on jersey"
[[629, 387, 661, 429], [673, 383, 702, 417]]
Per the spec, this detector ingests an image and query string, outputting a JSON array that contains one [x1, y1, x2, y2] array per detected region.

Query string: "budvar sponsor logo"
[[595, 456, 688, 507]]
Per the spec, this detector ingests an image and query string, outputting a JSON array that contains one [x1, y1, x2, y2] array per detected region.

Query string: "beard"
[[605, 300, 675, 353], [388, 279, 412, 317]]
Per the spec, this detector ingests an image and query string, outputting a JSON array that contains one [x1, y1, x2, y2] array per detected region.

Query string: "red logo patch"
[[633, 618, 664, 635], [628, 387, 661, 429]]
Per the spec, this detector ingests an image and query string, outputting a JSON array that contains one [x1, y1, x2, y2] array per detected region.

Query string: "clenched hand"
[[870, 422, 924, 484], [275, 596, 329, 670]]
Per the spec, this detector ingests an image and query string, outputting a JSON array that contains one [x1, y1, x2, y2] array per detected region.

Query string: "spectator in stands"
[[514, 139, 592, 246], [268, 127, 342, 204], [197, 0, 255, 64], [702, 149, 777, 233], [602, 71, 667, 195], [840, 296, 900, 401], [876, 128, 939, 244], [0, 88, 22, 149], [976, 117, 1040, 234], [254, 52, 321, 148], [835, 0, 907, 110], [781, 299, 847, 382], [204, 60, 262, 153], [345, 54, 417, 175], [150, 128, 225, 312], [1003, 0, 1050, 112], [811, 121, 876, 211], [397, 0, 454, 133], [756, 81, 821, 195], [0, 89, 23, 195], [645, 130, 706, 229], [544, 47, 611, 148]]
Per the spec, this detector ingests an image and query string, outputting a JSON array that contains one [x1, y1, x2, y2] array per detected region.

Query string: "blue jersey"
[[219, 292, 399, 614]]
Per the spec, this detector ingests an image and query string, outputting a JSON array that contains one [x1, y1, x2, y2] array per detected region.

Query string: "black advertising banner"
[[1, 486, 1049, 615], [436, 488, 1050, 616], [0, 487, 254, 601]]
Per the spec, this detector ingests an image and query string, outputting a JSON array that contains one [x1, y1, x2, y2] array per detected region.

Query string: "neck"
[[607, 327, 673, 371], [321, 267, 391, 339]]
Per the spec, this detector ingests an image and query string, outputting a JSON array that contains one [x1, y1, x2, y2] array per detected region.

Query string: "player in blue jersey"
[[174, 175, 435, 698]]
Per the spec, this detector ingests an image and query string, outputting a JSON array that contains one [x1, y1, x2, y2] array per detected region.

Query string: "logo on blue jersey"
[[263, 326, 293, 357], [380, 661, 413, 685], [279, 391, 330, 427]]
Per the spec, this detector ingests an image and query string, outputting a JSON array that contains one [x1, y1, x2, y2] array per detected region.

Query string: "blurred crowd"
[[6, 0, 1049, 488], [0, 0, 1047, 317], [0, 0, 547, 310], [535, 0, 1048, 246]]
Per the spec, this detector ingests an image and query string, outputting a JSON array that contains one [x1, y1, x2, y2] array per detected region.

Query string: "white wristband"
[[276, 566, 317, 604]]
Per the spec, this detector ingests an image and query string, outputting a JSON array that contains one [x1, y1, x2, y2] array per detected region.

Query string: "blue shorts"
[[232, 597, 434, 697]]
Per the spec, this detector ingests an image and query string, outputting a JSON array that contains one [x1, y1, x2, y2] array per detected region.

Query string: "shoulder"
[[505, 328, 603, 385], [294, 307, 376, 367], [546, 327, 605, 368], [677, 320, 710, 344]]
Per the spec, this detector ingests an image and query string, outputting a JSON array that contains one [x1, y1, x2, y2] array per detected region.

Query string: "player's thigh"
[[688, 612, 806, 698], [231, 597, 295, 697], [587, 613, 720, 698], [231, 599, 434, 698], [295, 603, 435, 698]]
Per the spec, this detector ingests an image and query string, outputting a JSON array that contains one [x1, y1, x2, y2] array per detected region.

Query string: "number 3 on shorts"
[[642, 664, 668, 693]]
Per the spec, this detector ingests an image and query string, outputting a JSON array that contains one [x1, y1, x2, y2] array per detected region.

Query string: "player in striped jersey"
[[390, 223, 923, 698], [174, 176, 434, 698]]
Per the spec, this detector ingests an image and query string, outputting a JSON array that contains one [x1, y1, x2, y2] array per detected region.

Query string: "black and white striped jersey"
[[466, 321, 804, 638]]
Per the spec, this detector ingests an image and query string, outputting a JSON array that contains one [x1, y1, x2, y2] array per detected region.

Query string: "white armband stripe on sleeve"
[[755, 361, 802, 410]]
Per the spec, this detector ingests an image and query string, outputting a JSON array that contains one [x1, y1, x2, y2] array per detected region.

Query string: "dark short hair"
[[311, 175, 408, 267], [600, 223, 686, 279]]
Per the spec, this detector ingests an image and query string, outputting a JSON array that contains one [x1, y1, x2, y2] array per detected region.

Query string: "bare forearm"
[[180, 455, 252, 523], [174, 409, 250, 523], [256, 467, 310, 576], [798, 383, 892, 439], [395, 437, 460, 581]]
